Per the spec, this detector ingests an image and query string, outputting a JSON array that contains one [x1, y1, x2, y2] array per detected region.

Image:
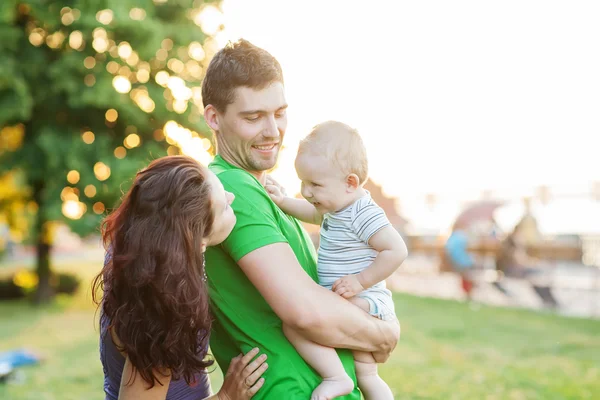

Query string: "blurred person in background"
[[444, 226, 479, 300], [496, 220, 559, 308], [445, 219, 508, 301]]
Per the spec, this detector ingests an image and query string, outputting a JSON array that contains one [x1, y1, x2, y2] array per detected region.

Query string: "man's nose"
[[263, 115, 279, 138]]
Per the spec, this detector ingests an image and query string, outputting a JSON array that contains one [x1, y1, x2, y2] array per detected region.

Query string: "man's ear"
[[204, 104, 220, 132], [346, 173, 360, 192]]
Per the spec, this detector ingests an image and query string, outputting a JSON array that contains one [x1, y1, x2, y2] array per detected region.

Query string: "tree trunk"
[[32, 181, 54, 304]]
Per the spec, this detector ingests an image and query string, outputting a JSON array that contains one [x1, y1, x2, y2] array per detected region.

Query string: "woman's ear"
[[200, 240, 208, 254], [346, 173, 360, 192]]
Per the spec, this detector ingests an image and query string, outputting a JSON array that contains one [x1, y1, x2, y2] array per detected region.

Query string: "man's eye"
[[311, 182, 320, 187], [246, 116, 260, 122]]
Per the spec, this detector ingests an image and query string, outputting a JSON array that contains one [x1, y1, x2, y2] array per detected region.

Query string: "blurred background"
[[0, 0, 599, 399]]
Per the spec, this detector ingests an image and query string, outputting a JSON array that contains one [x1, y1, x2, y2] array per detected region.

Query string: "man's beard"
[[247, 146, 280, 172]]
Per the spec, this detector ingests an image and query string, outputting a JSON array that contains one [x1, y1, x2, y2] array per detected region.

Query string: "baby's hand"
[[265, 175, 287, 205], [332, 274, 365, 299], [265, 184, 285, 205]]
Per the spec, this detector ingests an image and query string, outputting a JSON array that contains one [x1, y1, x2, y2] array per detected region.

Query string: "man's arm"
[[237, 243, 399, 357]]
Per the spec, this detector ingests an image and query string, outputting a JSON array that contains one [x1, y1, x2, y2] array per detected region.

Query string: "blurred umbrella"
[[452, 200, 504, 231]]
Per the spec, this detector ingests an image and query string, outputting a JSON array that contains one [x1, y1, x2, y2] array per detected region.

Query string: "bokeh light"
[[96, 9, 113, 25], [94, 162, 111, 181], [84, 185, 97, 198], [112, 76, 132, 93], [81, 131, 95, 144], [66, 170, 80, 185], [114, 146, 127, 159], [123, 134, 141, 149], [62, 200, 85, 220], [105, 109, 118, 122]]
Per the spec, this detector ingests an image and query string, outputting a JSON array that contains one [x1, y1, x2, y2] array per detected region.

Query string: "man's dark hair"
[[202, 38, 283, 112]]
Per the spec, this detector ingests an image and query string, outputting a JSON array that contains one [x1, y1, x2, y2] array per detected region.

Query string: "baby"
[[266, 121, 408, 400]]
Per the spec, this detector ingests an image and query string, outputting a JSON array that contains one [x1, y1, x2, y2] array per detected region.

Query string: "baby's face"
[[295, 153, 350, 214]]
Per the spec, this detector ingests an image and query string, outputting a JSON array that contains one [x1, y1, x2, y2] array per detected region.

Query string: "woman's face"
[[205, 170, 236, 247]]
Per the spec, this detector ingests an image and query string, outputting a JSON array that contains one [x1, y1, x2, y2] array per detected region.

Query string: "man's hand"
[[332, 274, 365, 299], [264, 175, 287, 205], [372, 319, 401, 363]]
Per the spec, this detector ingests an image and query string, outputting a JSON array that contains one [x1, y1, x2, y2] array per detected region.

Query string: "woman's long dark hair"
[[92, 155, 215, 387]]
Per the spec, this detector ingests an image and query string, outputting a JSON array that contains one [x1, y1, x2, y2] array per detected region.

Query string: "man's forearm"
[[237, 243, 399, 358], [294, 287, 398, 353]]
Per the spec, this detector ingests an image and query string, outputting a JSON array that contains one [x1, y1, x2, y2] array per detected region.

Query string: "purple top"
[[99, 314, 211, 400]]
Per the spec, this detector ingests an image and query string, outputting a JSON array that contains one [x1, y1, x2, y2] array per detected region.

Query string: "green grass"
[[1, 262, 599, 399]]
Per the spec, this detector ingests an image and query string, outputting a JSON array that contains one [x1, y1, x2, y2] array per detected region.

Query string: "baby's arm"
[[333, 202, 408, 298], [360, 226, 408, 288], [264, 176, 323, 225]]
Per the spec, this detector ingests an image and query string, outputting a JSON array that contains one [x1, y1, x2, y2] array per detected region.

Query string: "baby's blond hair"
[[297, 120, 368, 184]]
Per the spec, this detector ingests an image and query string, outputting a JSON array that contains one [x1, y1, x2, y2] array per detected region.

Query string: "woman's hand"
[[217, 348, 268, 400]]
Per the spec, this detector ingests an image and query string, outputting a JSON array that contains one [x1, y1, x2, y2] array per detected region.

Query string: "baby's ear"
[[346, 174, 360, 191]]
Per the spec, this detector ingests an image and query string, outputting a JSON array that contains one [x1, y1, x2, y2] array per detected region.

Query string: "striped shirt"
[[318, 192, 391, 290]]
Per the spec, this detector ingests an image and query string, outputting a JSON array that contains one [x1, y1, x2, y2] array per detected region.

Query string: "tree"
[[0, 0, 222, 303]]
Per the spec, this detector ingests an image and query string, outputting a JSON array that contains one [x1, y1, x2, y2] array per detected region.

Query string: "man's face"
[[214, 82, 288, 173]]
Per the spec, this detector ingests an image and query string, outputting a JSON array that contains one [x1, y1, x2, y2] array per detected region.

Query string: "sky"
[[201, 0, 600, 234]]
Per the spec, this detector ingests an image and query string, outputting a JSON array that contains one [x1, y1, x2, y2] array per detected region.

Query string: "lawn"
[[0, 261, 599, 400]]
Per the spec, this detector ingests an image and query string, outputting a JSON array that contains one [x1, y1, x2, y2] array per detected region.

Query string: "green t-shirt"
[[206, 155, 360, 399]]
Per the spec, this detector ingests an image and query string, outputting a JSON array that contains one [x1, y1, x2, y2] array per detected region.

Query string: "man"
[[203, 39, 400, 399]]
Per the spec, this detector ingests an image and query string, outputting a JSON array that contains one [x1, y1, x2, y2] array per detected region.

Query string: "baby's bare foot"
[[310, 374, 354, 400]]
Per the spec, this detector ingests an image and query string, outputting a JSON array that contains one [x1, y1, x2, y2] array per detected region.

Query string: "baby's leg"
[[349, 297, 394, 400], [283, 324, 354, 400]]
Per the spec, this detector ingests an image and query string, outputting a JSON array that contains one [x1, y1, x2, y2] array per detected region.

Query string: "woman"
[[92, 156, 267, 399]]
